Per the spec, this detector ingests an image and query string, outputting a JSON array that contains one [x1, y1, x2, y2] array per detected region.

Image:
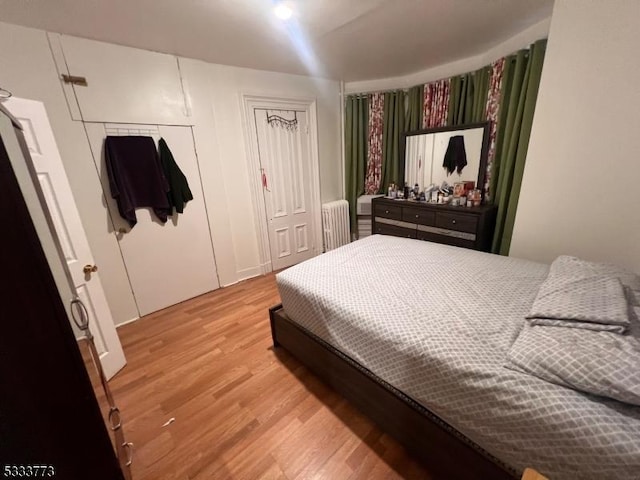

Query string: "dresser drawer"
[[402, 207, 436, 226], [417, 230, 475, 249], [435, 212, 478, 234], [374, 202, 403, 221], [374, 222, 416, 239]]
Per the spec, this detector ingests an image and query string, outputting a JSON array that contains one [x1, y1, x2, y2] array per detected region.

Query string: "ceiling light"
[[274, 3, 293, 20]]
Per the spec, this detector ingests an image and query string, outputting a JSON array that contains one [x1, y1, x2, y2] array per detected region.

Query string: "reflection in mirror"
[[402, 122, 489, 195]]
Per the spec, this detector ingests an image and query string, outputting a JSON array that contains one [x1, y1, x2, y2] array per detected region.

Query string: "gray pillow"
[[506, 318, 640, 406], [526, 256, 631, 332], [527, 317, 628, 334], [551, 255, 640, 290]]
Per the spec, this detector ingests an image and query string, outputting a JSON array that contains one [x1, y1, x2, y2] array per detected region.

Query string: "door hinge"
[[305, 125, 309, 135], [61, 74, 88, 87]]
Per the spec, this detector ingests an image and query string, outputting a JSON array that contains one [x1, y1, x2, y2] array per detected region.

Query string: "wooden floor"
[[85, 273, 431, 480]]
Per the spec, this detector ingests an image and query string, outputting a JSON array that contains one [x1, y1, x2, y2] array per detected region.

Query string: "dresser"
[[372, 197, 497, 252]]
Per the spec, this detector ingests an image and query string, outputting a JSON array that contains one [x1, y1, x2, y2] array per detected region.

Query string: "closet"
[[50, 33, 219, 317], [49, 33, 190, 125], [85, 123, 218, 316]]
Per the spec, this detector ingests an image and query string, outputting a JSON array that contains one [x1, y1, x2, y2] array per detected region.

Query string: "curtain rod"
[[346, 71, 484, 97]]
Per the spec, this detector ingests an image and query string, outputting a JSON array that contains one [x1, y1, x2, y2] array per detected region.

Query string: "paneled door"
[[5, 98, 126, 380], [253, 108, 316, 270], [84, 123, 219, 316]]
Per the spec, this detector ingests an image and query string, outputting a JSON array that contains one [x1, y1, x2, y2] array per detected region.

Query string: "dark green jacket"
[[158, 138, 193, 214]]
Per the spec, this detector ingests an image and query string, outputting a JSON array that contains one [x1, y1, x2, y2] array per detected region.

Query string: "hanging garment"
[[104, 136, 170, 227], [158, 138, 193, 214], [442, 135, 468, 175]]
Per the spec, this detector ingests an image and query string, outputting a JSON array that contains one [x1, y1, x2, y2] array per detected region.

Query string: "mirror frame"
[[400, 121, 491, 196]]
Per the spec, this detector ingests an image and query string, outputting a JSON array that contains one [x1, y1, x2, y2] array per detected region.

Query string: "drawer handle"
[[452, 219, 456, 224], [109, 407, 122, 431], [123, 442, 134, 467], [385, 210, 390, 214], [415, 214, 419, 218]]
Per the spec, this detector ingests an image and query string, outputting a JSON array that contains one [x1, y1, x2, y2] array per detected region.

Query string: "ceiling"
[[0, 0, 554, 81]]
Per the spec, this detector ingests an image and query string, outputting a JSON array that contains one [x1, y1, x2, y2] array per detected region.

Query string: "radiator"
[[321, 200, 350, 251]]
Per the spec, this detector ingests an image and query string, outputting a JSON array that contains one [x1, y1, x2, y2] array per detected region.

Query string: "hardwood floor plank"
[[93, 273, 434, 479]]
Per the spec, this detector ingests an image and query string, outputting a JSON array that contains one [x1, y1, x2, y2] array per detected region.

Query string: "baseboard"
[[115, 316, 141, 329], [219, 264, 268, 288], [236, 265, 263, 282], [111, 269, 265, 326]]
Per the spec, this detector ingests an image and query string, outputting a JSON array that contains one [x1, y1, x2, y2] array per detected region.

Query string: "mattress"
[[276, 235, 640, 480]]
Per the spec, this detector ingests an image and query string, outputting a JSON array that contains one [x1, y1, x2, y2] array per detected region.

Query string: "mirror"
[[401, 122, 489, 195]]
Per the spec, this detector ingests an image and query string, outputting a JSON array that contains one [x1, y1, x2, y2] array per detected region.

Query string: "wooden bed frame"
[[269, 304, 518, 480]]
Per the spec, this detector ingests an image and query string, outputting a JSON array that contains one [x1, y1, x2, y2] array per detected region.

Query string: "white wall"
[[344, 17, 551, 94], [510, 0, 640, 273], [0, 21, 341, 326], [181, 59, 341, 280]]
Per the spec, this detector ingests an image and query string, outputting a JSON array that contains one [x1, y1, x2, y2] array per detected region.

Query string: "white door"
[[84, 123, 219, 316], [253, 109, 316, 270], [5, 98, 126, 380]]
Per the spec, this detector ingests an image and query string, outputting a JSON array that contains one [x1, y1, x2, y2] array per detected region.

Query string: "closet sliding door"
[[85, 123, 218, 316]]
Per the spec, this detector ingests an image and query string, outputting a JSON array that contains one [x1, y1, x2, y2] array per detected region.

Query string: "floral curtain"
[[365, 93, 384, 194], [422, 79, 451, 128], [483, 58, 506, 199]]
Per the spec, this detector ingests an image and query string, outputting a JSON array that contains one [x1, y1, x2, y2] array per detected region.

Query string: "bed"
[[270, 235, 640, 479]]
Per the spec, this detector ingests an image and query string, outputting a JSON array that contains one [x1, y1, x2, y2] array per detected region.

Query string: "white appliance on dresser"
[[357, 194, 384, 238]]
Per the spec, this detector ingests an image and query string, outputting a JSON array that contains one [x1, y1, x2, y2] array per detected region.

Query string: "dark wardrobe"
[[0, 104, 125, 479]]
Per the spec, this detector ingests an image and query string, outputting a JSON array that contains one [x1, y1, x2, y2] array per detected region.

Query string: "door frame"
[[241, 94, 323, 274]]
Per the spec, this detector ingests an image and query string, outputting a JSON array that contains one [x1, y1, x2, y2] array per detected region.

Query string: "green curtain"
[[406, 85, 424, 130], [379, 90, 406, 193], [344, 95, 368, 237], [399, 85, 424, 182], [448, 66, 490, 126], [491, 39, 547, 255]]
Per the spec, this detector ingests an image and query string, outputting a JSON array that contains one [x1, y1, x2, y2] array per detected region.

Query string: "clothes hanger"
[[0, 86, 13, 99]]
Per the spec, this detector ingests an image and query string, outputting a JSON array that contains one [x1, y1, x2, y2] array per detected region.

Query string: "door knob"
[[83, 264, 98, 274]]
